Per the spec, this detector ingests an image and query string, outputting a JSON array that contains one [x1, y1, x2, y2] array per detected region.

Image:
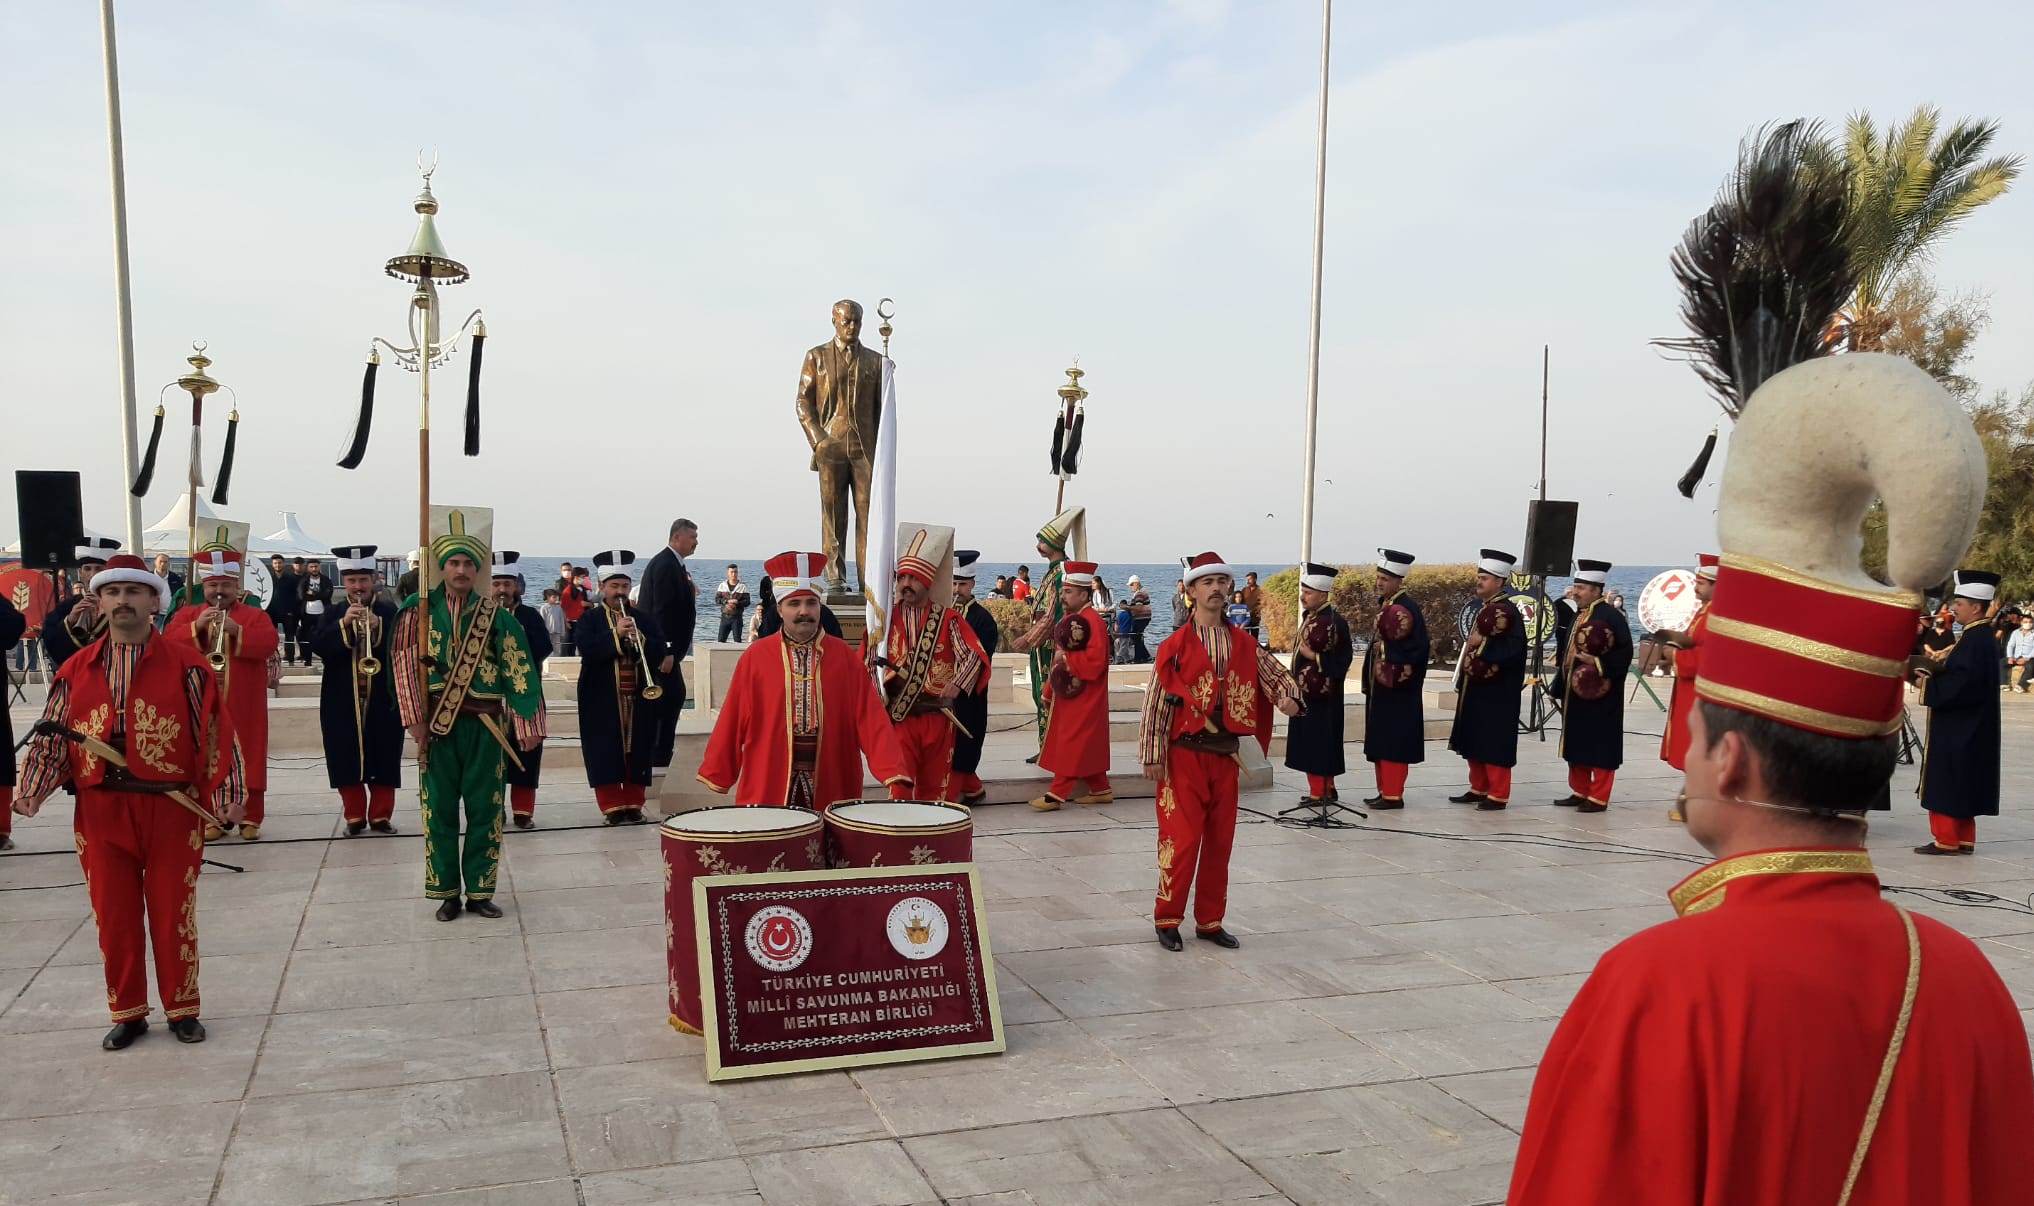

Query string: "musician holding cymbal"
[[311, 545, 403, 835], [1284, 561, 1352, 806], [573, 550, 670, 825], [1447, 550, 1527, 810], [1552, 558, 1631, 813], [1360, 548, 1428, 809]]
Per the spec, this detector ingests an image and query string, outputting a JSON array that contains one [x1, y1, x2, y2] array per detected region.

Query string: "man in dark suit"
[[266, 555, 301, 664], [636, 517, 698, 767], [795, 299, 885, 594]]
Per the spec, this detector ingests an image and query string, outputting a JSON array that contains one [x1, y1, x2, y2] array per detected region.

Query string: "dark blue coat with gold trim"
[[574, 603, 669, 789], [1449, 597, 1526, 767], [1361, 591, 1429, 765], [1557, 598, 1631, 770], [1920, 623, 2000, 819], [1285, 604, 1353, 776], [311, 599, 404, 788]]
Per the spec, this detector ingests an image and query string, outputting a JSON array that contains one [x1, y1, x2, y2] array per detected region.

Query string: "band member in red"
[[313, 545, 404, 835], [881, 525, 987, 802], [14, 555, 244, 1050], [1029, 561, 1112, 811], [698, 552, 910, 809], [574, 551, 669, 824], [948, 551, 1000, 804], [1655, 553, 1717, 772], [1915, 569, 2003, 855], [1360, 548, 1428, 808], [1447, 550, 1526, 810], [1552, 557, 1630, 812], [1283, 562, 1351, 804], [1141, 552, 1300, 950], [164, 546, 279, 840]]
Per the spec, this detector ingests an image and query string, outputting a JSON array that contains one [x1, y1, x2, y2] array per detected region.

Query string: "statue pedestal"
[[828, 591, 868, 647]]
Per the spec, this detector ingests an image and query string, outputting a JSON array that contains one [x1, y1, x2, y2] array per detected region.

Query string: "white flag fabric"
[[865, 356, 898, 672]]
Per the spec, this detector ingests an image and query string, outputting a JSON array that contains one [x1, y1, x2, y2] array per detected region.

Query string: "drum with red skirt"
[[660, 806, 824, 1035], [824, 799, 973, 868]]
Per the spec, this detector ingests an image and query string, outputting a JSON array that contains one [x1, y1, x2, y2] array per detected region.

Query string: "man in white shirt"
[[2006, 615, 2034, 692], [715, 565, 751, 643]]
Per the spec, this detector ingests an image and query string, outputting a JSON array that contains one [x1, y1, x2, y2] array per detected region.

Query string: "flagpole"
[[99, 0, 145, 554], [1293, 0, 1326, 601], [1296, 0, 1332, 596]]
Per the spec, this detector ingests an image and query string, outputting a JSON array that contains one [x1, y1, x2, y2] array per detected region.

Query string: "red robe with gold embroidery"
[[697, 632, 909, 809], [164, 601, 279, 790], [1661, 602, 1710, 770], [1509, 847, 2034, 1205], [1039, 604, 1110, 779]]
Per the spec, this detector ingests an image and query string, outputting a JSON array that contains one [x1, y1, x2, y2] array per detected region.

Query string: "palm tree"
[[1826, 106, 2020, 350]]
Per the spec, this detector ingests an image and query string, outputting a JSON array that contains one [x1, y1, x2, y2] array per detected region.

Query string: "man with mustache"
[[311, 545, 403, 835]]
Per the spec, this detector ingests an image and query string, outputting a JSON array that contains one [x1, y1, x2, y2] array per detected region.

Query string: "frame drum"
[[824, 799, 973, 869], [660, 806, 824, 1035]]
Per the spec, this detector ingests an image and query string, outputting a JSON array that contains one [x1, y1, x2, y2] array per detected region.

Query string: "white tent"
[[140, 492, 229, 556], [255, 511, 329, 558]]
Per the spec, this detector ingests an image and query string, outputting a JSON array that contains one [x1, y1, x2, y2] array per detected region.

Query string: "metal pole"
[[99, 0, 144, 553], [418, 287, 434, 619], [1296, 0, 1332, 576]]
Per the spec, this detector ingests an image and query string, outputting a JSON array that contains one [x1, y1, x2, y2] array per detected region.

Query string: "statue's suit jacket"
[[796, 340, 884, 469]]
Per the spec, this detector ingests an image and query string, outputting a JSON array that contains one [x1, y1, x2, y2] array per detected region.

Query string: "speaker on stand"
[[1520, 500, 1578, 738]]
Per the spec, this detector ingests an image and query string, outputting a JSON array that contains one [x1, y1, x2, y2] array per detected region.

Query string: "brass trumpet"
[[607, 603, 664, 700], [206, 610, 231, 672], [353, 610, 382, 677]]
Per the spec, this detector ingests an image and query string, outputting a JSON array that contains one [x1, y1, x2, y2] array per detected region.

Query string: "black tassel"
[[1049, 413, 1065, 475], [463, 332, 484, 457], [1062, 410, 1085, 476], [130, 405, 165, 496], [1676, 428, 1718, 498], [338, 357, 377, 469], [211, 411, 239, 505]]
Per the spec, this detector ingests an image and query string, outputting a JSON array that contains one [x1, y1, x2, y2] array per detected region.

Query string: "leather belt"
[[100, 768, 197, 796], [1175, 730, 1240, 756]]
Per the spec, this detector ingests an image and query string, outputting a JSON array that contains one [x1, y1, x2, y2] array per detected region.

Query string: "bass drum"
[[659, 806, 824, 1035], [1638, 569, 1700, 635]]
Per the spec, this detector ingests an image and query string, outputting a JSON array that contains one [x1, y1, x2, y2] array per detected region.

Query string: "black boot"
[[1447, 791, 1486, 804], [467, 898, 503, 919], [102, 1019, 148, 1051], [1196, 927, 1241, 949], [513, 814, 534, 830], [1155, 925, 1183, 951], [370, 819, 396, 834], [345, 820, 367, 837], [435, 897, 462, 922], [168, 1017, 206, 1044], [1, 833, 15, 850]]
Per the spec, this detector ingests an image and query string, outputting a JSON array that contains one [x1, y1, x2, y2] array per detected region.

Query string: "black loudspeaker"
[[15, 471, 85, 570], [1522, 499, 1579, 578]]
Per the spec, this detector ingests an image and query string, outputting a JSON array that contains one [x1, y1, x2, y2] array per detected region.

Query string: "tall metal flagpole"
[[1296, 0, 1332, 585], [99, 0, 144, 553]]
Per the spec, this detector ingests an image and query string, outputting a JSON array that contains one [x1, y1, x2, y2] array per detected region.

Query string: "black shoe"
[[168, 1017, 206, 1044], [1023, 753, 1040, 765], [1155, 925, 1183, 951], [1914, 843, 1961, 856], [957, 791, 987, 806], [345, 820, 367, 836], [1575, 802, 1607, 814], [369, 819, 396, 835], [603, 811, 626, 826], [1447, 791, 1487, 804], [0, 833, 13, 851], [435, 898, 462, 922], [1362, 794, 1386, 806], [513, 814, 534, 830], [1551, 795, 1582, 807], [1371, 798, 1405, 810], [102, 1019, 148, 1051], [1196, 927, 1241, 949], [467, 898, 503, 919], [1477, 799, 1509, 811]]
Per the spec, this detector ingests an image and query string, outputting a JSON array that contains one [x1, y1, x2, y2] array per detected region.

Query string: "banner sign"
[[695, 863, 1004, 1081]]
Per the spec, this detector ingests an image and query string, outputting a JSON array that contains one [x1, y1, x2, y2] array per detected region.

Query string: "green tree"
[[1824, 106, 2019, 351]]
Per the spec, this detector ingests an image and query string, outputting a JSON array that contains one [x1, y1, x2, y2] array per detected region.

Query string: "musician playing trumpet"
[[574, 550, 671, 825], [312, 546, 404, 835], [165, 543, 279, 841]]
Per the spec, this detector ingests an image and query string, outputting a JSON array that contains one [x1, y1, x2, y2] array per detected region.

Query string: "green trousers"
[[1029, 645, 1050, 742], [421, 715, 506, 900]]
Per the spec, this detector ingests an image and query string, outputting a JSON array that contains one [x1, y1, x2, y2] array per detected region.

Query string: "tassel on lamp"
[[338, 350, 379, 469], [130, 404, 165, 495]]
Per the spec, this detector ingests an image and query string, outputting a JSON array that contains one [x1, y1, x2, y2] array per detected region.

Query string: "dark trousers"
[[275, 614, 302, 663], [652, 665, 687, 767], [717, 614, 744, 643]]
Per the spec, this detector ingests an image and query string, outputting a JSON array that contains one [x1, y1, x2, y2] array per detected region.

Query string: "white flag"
[[865, 356, 898, 672]]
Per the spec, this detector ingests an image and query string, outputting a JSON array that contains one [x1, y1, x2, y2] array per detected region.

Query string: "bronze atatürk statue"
[[795, 299, 884, 593]]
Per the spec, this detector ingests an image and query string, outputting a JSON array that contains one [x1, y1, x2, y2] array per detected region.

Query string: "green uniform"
[[394, 587, 542, 900], [1027, 560, 1066, 742]]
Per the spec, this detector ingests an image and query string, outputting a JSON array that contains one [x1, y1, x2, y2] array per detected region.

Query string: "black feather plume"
[[130, 405, 165, 496], [463, 332, 484, 457], [1062, 410, 1085, 476], [1049, 413, 1065, 475], [338, 357, 377, 469], [210, 411, 239, 505], [1676, 427, 1718, 498], [1655, 120, 1855, 416]]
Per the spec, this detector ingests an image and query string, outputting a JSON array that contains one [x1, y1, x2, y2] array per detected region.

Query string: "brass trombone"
[[607, 603, 664, 700]]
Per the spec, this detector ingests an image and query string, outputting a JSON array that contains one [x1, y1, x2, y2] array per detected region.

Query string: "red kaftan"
[[164, 602, 279, 790], [697, 632, 909, 809], [1509, 847, 2034, 1205], [1039, 604, 1110, 780], [1660, 602, 1710, 771]]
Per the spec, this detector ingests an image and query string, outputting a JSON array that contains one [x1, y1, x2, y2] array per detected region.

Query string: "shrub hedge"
[[1259, 563, 1480, 663]]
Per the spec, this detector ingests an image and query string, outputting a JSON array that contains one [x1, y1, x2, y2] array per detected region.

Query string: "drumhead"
[[661, 805, 820, 839], [828, 799, 971, 831]]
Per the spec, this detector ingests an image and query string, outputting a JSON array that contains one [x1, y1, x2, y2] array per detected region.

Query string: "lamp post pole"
[[1297, 0, 1332, 586], [99, 0, 144, 553]]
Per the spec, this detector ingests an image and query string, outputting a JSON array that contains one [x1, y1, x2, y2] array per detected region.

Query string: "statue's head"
[[831, 299, 863, 345]]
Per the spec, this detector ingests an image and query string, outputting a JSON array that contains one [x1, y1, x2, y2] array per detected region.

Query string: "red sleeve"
[[233, 606, 279, 663], [162, 606, 203, 653], [856, 664, 911, 789], [697, 653, 750, 794]]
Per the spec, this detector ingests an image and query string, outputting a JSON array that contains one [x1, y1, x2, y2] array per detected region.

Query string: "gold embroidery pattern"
[[421, 776, 441, 892], [77, 703, 111, 778], [909, 845, 936, 865], [1668, 849, 1876, 916], [1156, 836, 1179, 902], [477, 659, 501, 687], [1225, 675, 1257, 730], [130, 700, 185, 775], [1191, 672, 1215, 714], [805, 838, 823, 867], [1157, 783, 1177, 818], [1705, 614, 1905, 678], [178, 868, 199, 941], [694, 845, 749, 876], [1695, 679, 1902, 738], [477, 793, 504, 893], [767, 852, 789, 872], [499, 631, 533, 695], [176, 943, 200, 1003]]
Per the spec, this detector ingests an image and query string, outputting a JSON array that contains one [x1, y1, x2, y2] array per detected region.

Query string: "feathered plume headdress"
[[1657, 120, 1856, 496]]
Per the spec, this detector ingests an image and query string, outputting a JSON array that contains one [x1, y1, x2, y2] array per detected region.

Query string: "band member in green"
[[392, 506, 544, 921]]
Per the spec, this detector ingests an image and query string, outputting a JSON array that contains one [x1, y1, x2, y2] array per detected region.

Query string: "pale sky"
[[5, 1, 2030, 567]]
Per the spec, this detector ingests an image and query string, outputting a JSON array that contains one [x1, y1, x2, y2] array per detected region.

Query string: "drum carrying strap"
[[1837, 905, 1920, 1206]]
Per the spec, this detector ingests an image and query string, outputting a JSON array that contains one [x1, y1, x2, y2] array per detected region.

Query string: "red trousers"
[[594, 783, 648, 814], [243, 788, 265, 826], [1467, 761, 1512, 804], [951, 772, 984, 800], [894, 712, 957, 802], [1567, 765, 1615, 804], [0, 786, 11, 835], [338, 784, 395, 825], [1048, 773, 1112, 801], [1306, 774, 1337, 799], [1929, 813, 1978, 850], [510, 786, 536, 817], [1155, 746, 1238, 931], [1373, 760, 1409, 800], [74, 788, 204, 1022]]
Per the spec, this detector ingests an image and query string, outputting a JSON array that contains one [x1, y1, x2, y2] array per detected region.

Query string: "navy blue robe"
[[40, 597, 98, 670], [1361, 592, 1429, 765], [311, 600, 405, 789], [573, 603, 669, 789], [952, 598, 1000, 776], [1449, 597, 1526, 767], [505, 603, 552, 789], [1286, 604, 1353, 777], [1557, 598, 1631, 771], [1920, 624, 2001, 820]]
